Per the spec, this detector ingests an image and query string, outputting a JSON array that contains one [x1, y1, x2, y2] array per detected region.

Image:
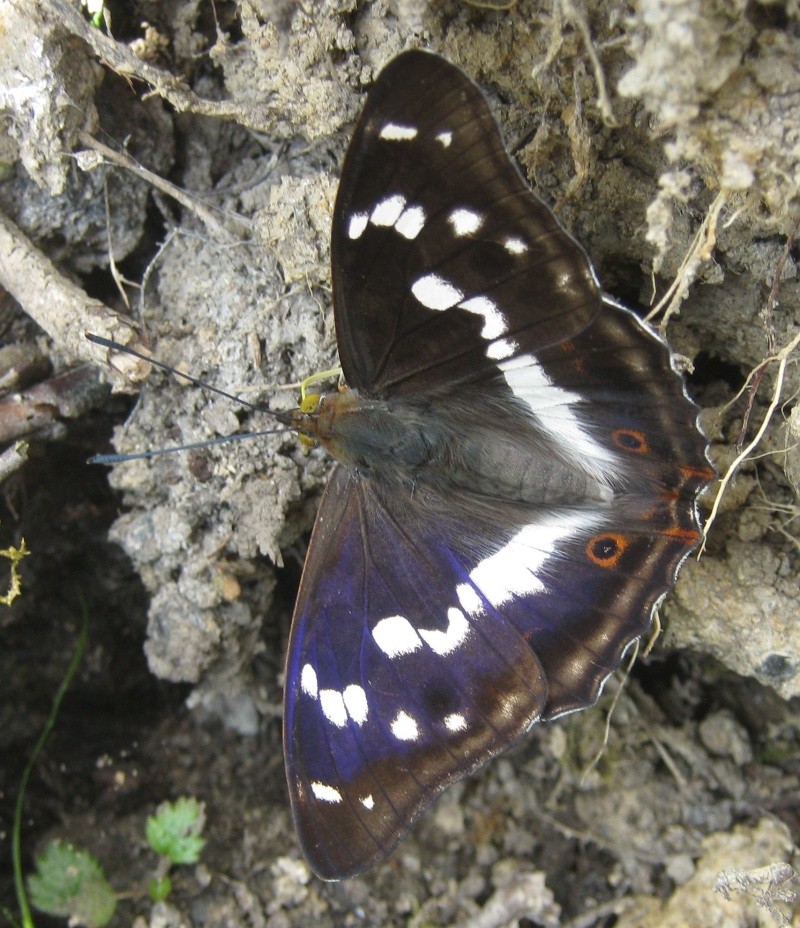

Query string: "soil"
[[1, 2, 799, 927]]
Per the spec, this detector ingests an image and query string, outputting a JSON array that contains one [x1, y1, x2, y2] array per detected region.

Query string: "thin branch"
[[77, 133, 250, 243], [0, 210, 149, 391], [737, 221, 800, 446], [0, 442, 29, 484], [761, 219, 799, 350], [0, 365, 109, 444], [45, 0, 248, 121], [561, 0, 617, 126], [647, 189, 728, 326], [102, 175, 131, 310], [580, 642, 639, 784]]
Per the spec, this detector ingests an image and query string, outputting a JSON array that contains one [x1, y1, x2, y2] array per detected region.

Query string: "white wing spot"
[[471, 527, 544, 607], [379, 122, 418, 141], [448, 208, 483, 236], [486, 337, 519, 360], [504, 236, 528, 254], [457, 582, 485, 617], [391, 710, 420, 741], [300, 663, 318, 698], [372, 615, 423, 658], [499, 354, 617, 480], [411, 273, 464, 310], [311, 782, 343, 804], [419, 607, 469, 655], [471, 515, 596, 608], [319, 689, 348, 728], [370, 194, 407, 227], [347, 212, 368, 240], [436, 130, 453, 147], [343, 684, 368, 725], [458, 295, 507, 340], [395, 205, 426, 240], [444, 713, 467, 732], [360, 794, 375, 810]]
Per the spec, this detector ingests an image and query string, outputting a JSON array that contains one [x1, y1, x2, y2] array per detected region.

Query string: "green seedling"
[[25, 797, 207, 924], [146, 797, 206, 866], [26, 843, 115, 928], [145, 797, 207, 902]]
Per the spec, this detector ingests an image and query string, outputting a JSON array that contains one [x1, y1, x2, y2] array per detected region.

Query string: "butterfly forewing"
[[284, 49, 713, 880], [331, 50, 602, 396]]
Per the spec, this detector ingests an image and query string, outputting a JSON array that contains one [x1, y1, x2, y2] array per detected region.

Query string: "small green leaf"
[[146, 797, 206, 864], [148, 874, 172, 902], [27, 840, 116, 928]]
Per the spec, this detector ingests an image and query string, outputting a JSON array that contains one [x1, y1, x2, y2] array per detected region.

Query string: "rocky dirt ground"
[[1, 1, 799, 926]]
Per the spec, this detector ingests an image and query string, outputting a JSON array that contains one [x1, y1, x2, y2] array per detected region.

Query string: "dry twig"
[[560, 0, 617, 126], [0, 442, 29, 484], [0, 210, 150, 391], [77, 133, 249, 243], [647, 189, 728, 327], [45, 0, 247, 122], [0, 365, 109, 444]]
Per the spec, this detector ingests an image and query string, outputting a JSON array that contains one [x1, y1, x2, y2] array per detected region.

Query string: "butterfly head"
[[278, 389, 366, 460]]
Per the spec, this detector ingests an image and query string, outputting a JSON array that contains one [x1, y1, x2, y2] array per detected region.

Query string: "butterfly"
[[280, 49, 713, 880]]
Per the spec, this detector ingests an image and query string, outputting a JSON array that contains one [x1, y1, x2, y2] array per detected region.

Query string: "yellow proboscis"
[[299, 367, 343, 409]]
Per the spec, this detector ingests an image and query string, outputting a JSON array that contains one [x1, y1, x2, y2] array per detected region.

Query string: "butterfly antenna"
[[88, 429, 291, 465], [85, 332, 296, 464], [86, 333, 275, 415]]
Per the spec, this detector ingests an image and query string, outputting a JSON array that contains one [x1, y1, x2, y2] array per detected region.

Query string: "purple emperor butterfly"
[[280, 50, 713, 880]]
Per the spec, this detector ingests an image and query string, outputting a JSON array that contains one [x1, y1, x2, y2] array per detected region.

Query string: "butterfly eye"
[[586, 532, 628, 567]]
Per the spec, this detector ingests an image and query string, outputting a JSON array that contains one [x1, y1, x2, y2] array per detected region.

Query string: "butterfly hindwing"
[[284, 466, 549, 880], [465, 300, 712, 716]]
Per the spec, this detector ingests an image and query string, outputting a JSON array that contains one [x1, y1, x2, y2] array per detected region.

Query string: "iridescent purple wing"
[[285, 331, 709, 880], [284, 466, 549, 879]]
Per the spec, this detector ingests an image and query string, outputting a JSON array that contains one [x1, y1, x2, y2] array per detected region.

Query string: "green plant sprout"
[[145, 798, 207, 901], [25, 797, 207, 924], [26, 843, 115, 928]]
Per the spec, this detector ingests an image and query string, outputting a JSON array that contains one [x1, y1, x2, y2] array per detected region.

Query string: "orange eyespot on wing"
[[612, 428, 649, 454], [586, 532, 629, 568]]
